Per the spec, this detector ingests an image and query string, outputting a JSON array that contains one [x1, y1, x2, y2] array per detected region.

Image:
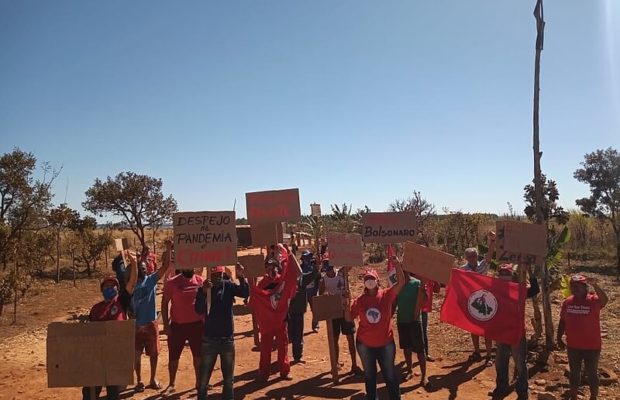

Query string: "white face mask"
[[364, 279, 378, 290]]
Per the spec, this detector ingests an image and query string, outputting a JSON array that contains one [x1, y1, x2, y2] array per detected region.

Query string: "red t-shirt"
[[164, 274, 204, 324], [351, 287, 399, 348], [421, 280, 440, 313], [89, 298, 127, 321], [560, 294, 602, 350], [140, 254, 157, 274]]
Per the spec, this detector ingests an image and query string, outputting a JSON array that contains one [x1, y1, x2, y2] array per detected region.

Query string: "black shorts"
[[332, 318, 355, 337], [397, 321, 424, 353]]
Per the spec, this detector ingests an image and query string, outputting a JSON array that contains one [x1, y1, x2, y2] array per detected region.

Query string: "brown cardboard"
[[246, 188, 301, 223], [114, 238, 129, 251], [47, 320, 135, 388], [238, 254, 266, 279], [496, 220, 547, 264], [173, 211, 238, 269], [327, 232, 363, 267], [361, 212, 417, 244], [250, 222, 284, 247], [403, 241, 456, 285], [312, 294, 344, 321]]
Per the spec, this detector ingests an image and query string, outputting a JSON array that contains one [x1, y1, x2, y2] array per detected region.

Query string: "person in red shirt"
[[248, 244, 301, 381], [161, 268, 205, 395], [139, 246, 157, 274], [419, 278, 440, 362], [557, 274, 609, 400], [346, 261, 406, 400], [83, 251, 138, 400]]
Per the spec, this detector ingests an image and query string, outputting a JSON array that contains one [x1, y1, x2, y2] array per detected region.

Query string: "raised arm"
[[588, 278, 609, 308], [390, 259, 407, 296], [125, 250, 138, 295], [155, 240, 173, 280]]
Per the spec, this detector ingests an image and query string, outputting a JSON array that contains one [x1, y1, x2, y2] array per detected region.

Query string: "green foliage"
[[523, 173, 570, 225], [83, 171, 177, 251]]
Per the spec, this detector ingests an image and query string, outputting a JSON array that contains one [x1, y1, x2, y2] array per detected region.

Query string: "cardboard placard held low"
[[250, 223, 284, 247], [238, 254, 266, 279], [312, 295, 344, 321], [47, 320, 135, 388], [496, 220, 547, 264], [361, 212, 417, 244], [403, 242, 456, 285], [327, 232, 363, 267]]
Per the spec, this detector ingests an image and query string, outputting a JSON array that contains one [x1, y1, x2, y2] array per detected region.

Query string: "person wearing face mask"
[[194, 264, 249, 400], [300, 250, 320, 333], [161, 266, 205, 395], [248, 244, 301, 381], [346, 261, 406, 400], [319, 264, 362, 375], [490, 263, 539, 400], [557, 274, 608, 400], [130, 240, 172, 393], [83, 250, 138, 400], [462, 231, 496, 366]]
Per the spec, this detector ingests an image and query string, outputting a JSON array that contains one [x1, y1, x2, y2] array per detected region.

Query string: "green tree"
[[574, 147, 620, 277], [48, 204, 79, 283], [329, 203, 360, 233], [523, 174, 570, 228], [389, 191, 436, 245], [83, 172, 177, 251], [68, 215, 113, 277]]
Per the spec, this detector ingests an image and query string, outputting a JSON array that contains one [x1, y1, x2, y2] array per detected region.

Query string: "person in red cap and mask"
[[557, 274, 608, 400], [195, 264, 249, 400], [83, 250, 138, 400], [248, 244, 301, 381], [346, 261, 406, 400]]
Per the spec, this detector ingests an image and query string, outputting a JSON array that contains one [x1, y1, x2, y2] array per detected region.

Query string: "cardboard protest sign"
[[47, 320, 135, 388], [361, 212, 417, 244], [312, 294, 344, 321], [250, 222, 284, 247], [496, 220, 547, 264], [310, 203, 322, 217], [327, 232, 363, 267], [114, 238, 129, 251], [173, 211, 237, 269], [238, 254, 266, 279], [246, 188, 301, 223], [403, 241, 456, 285]]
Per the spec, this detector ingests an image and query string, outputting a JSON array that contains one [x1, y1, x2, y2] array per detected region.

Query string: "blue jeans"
[[197, 337, 235, 400], [495, 336, 528, 398], [356, 340, 400, 400], [288, 312, 305, 360], [421, 311, 429, 357]]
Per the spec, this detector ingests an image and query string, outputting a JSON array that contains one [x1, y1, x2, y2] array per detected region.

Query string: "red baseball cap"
[[100, 276, 119, 290], [363, 269, 379, 281], [211, 266, 226, 274], [570, 274, 587, 284]]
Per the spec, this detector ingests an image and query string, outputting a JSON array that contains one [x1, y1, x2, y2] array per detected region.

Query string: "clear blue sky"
[[1, 1, 619, 220]]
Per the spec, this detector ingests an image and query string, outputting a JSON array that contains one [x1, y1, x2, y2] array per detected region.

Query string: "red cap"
[[363, 269, 379, 281], [100, 276, 119, 290], [570, 274, 587, 284], [498, 263, 514, 274], [211, 266, 226, 274]]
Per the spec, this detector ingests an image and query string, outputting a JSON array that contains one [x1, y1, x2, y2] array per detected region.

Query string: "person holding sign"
[[462, 231, 496, 367], [420, 278, 440, 362], [83, 250, 138, 400], [396, 273, 427, 386], [248, 244, 301, 381], [346, 262, 406, 400], [161, 268, 204, 395], [195, 264, 249, 400], [557, 274, 608, 400], [319, 264, 362, 375], [288, 254, 320, 363], [130, 240, 172, 393]]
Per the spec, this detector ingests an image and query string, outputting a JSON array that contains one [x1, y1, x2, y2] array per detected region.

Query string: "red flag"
[[440, 268, 526, 345], [387, 245, 397, 287]]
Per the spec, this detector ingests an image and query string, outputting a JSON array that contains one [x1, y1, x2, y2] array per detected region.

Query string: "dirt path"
[[1, 258, 619, 399]]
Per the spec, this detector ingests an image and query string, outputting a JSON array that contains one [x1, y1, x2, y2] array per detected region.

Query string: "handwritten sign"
[[403, 241, 456, 285], [327, 232, 363, 267], [310, 203, 322, 217], [312, 295, 344, 321], [251, 222, 284, 247], [47, 320, 135, 388], [246, 188, 301, 223], [238, 254, 266, 279], [496, 220, 547, 264], [114, 238, 129, 251], [173, 211, 237, 269], [361, 212, 417, 244]]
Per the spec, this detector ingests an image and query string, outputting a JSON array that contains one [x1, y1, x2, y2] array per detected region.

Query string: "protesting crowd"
[[83, 231, 609, 400]]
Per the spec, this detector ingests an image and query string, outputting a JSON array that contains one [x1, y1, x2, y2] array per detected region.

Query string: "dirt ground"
[[1, 250, 619, 400]]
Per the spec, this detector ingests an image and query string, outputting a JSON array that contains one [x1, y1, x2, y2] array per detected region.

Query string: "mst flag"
[[440, 268, 526, 345]]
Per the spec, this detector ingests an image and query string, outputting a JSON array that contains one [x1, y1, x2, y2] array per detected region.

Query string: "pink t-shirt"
[[164, 274, 204, 324]]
